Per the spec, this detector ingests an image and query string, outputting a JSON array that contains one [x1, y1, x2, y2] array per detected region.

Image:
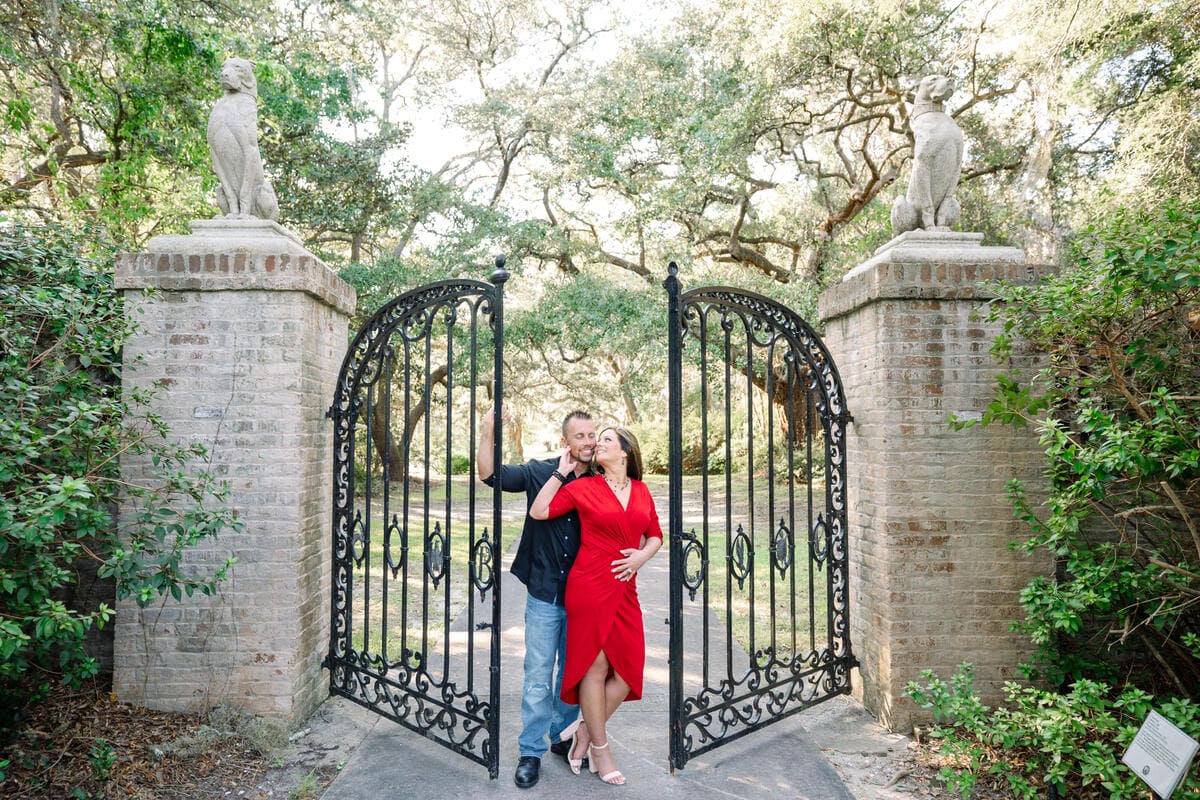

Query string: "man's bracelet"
[[551, 470, 567, 483]]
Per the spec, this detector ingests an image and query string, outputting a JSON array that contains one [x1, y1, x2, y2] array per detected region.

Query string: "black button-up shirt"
[[483, 458, 580, 605]]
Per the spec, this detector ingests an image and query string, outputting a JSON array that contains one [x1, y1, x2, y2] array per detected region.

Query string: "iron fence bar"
[[806, 371, 816, 652], [401, 339, 412, 668], [699, 309, 711, 691], [466, 305, 479, 695], [722, 309, 734, 683], [363, 382, 374, 654], [742, 320, 756, 661], [381, 352, 393, 665], [487, 256, 508, 780], [421, 325, 433, 669], [786, 355, 799, 657], [765, 339, 777, 664], [664, 262, 685, 774], [442, 309, 454, 682]]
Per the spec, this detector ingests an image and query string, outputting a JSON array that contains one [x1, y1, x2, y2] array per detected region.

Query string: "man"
[[477, 408, 596, 789]]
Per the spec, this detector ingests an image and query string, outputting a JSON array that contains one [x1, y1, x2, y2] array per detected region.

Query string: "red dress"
[[548, 475, 663, 704]]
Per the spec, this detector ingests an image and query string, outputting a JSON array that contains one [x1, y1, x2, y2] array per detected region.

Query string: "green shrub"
[[908, 663, 1200, 799], [958, 200, 1200, 692], [448, 454, 471, 475], [921, 203, 1200, 797], [630, 422, 668, 475], [0, 222, 239, 724]]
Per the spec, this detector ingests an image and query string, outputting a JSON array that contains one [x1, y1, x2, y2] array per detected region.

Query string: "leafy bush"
[[908, 663, 1200, 799], [630, 422, 669, 475], [917, 203, 1200, 796], [957, 200, 1200, 692], [0, 222, 239, 724]]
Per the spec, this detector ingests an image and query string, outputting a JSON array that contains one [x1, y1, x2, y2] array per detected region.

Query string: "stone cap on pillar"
[[115, 219, 356, 316], [819, 230, 1042, 324]]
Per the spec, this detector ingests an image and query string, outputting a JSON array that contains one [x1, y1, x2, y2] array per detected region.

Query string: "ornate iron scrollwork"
[[352, 510, 367, 567], [384, 514, 405, 578], [471, 529, 495, 600], [666, 274, 854, 773], [327, 266, 507, 779], [772, 518, 793, 575], [809, 513, 828, 569], [679, 529, 705, 601], [728, 525, 752, 591], [426, 522, 447, 588]]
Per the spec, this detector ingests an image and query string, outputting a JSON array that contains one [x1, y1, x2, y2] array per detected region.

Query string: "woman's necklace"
[[605, 473, 630, 493]]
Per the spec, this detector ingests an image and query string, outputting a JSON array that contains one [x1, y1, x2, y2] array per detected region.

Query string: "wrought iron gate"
[[665, 263, 854, 771], [326, 259, 509, 778]]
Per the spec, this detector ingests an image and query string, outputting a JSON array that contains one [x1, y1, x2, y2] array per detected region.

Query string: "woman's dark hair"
[[602, 426, 644, 481]]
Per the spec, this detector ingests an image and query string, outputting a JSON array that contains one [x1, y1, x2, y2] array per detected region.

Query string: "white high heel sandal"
[[562, 718, 587, 775], [588, 740, 625, 785]]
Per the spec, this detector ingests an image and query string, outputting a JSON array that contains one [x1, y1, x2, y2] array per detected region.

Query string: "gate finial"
[[490, 254, 510, 285], [664, 261, 680, 291]]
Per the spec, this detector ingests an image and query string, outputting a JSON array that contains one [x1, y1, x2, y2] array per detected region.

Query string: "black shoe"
[[514, 756, 540, 789]]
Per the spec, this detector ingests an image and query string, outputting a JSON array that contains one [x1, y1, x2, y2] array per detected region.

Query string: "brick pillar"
[[818, 231, 1050, 732], [113, 219, 355, 721]]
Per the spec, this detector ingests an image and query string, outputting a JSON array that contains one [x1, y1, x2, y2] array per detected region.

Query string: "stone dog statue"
[[207, 58, 279, 221], [891, 74, 962, 234]]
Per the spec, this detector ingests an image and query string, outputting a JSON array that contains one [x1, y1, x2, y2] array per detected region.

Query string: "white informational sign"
[[1122, 709, 1200, 799]]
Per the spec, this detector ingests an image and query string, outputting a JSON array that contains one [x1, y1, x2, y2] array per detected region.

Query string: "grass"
[[289, 769, 321, 800], [643, 474, 833, 665], [347, 475, 526, 666]]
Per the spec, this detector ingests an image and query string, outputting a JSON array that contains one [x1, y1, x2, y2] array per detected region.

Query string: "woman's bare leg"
[[574, 648, 635, 775], [577, 650, 630, 781], [573, 650, 608, 762]]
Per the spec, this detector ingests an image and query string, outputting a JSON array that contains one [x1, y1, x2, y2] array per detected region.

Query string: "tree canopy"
[[3, 0, 1198, 423]]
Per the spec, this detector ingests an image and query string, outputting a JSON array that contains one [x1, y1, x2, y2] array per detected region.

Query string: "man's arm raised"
[[477, 408, 496, 481], [476, 407, 513, 481]]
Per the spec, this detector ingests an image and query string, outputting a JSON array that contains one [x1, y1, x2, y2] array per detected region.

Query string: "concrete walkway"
[[319, 543, 909, 800]]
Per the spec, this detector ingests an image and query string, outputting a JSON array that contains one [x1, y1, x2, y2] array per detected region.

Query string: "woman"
[[530, 426, 662, 786]]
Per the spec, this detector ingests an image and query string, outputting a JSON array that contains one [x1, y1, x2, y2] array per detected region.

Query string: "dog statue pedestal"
[[841, 230, 994, 282], [113, 219, 354, 721], [819, 234, 1051, 732]]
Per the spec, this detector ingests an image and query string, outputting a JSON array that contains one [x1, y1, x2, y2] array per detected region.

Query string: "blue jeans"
[[518, 595, 578, 758]]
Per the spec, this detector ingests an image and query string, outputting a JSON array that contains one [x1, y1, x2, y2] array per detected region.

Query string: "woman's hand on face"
[[611, 547, 647, 582]]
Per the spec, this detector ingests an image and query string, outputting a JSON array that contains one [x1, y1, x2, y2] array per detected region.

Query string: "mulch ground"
[[1, 676, 273, 799]]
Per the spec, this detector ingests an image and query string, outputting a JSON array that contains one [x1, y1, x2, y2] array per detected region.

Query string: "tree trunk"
[[367, 363, 449, 478], [1020, 71, 1061, 265], [606, 355, 638, 424]]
